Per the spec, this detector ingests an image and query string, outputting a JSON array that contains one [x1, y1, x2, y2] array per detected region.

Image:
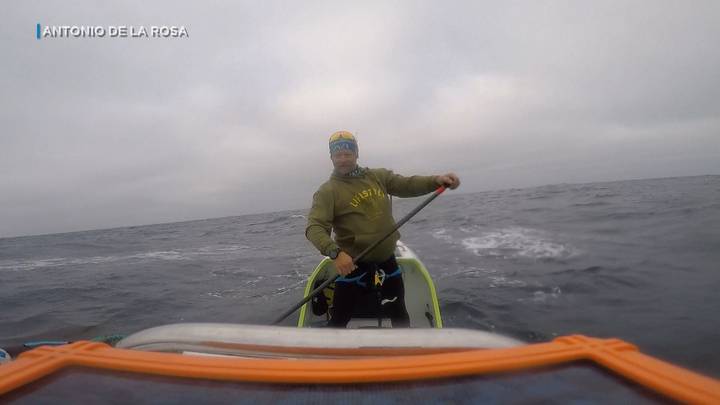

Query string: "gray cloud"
[[2, 1, 719, 237]]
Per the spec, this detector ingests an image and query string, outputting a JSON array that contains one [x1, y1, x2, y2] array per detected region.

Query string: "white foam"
[[0, 255, 121, 271], [128, 250, 186, 261], [0, 259, 53, 271], [519, 286, 562, 303], [461, 227, 576, 260], [431, 228, 453, 242], [488, 276, 528, 288], [0, 244, 254, 271], [437, 267, 527, 289], [437, 266, 497, 279]]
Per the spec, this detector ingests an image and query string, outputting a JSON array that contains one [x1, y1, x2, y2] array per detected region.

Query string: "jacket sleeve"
[[305, 185, 339, 256], [377, 169, 439, 198]]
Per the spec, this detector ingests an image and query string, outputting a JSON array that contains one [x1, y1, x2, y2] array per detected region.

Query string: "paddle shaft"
[[272, 186, 446, 325]]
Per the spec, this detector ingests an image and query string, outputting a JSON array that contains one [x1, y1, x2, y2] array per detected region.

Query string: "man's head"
[[329, 130, 358, 175]]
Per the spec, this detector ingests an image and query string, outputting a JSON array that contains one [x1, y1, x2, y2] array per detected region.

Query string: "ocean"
[[1, 175, 719, 377]]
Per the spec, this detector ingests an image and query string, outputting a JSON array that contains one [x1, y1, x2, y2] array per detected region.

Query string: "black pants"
[[328, 255, 410, 328]]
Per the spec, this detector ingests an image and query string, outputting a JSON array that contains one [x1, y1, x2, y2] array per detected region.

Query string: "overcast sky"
[[2, 1, 719, 238]]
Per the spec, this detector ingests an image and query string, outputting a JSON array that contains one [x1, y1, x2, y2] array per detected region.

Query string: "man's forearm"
[[389, 175, 438, 197]]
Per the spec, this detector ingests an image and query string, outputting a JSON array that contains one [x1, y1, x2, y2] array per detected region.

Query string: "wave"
[[49, 241, 112, 250], [431, 228, 453, 242], [247, 216, 291, 226], [0, 244, 253, 272], [440, 300, 487, 319], [488, 275, 528, 288], [0, 255, 123, 271], [550, 266, 643, 291], [606, 211, 657, 220], [460, 227, 577, 260], [436, 267, 497, 279], [571, 201, 611, 207], [518, 286, 562, 303]]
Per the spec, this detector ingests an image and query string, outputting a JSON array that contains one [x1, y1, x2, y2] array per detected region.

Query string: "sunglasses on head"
[[329, 132, 354, 142]]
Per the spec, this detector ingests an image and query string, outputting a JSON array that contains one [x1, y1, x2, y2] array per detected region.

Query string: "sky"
[[2, 1, 719, 238]]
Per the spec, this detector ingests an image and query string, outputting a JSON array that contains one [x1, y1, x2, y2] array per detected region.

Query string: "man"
[[305, 130, 460, 328]]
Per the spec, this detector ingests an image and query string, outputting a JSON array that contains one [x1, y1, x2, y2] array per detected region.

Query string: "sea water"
[[1, 175, 718, 376]]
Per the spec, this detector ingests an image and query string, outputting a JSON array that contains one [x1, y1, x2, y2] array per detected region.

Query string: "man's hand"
[[435, 173, 461, 190], [334, 251, 356, 276]]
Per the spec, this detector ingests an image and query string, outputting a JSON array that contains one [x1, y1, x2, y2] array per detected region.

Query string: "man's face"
[[330, 149, 358, 175]]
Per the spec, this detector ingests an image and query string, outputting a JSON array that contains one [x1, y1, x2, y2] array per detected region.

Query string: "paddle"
[[272, 185, 447, 325]]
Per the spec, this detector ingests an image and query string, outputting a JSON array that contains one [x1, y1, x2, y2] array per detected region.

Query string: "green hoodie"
[[305, 168, 438, 263]]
